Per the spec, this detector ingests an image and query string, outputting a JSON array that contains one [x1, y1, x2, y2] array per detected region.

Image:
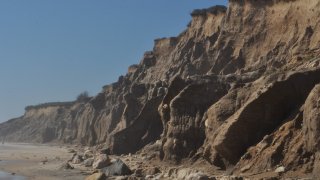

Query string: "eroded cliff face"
[[0, 102, 83, 143], [2, 0, 320, 177]]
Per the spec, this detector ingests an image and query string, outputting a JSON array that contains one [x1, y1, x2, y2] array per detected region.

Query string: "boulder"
[[72, 155, 83, 164], [84, 150, 94, 159], [274, 166, 285, 173], [101, 159, 132, 176], [85, 172, 107, 180], [59, 162, 74, 170], [83, 158, 94, 167], [93, 154, 111, 169]]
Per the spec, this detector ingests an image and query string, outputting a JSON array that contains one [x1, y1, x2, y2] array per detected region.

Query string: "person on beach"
[[2, 136, 5, 144]]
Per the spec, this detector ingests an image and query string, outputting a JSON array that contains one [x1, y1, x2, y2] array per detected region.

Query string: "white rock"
[[275, 166, 285, 173], [92, 154, 110, 169]]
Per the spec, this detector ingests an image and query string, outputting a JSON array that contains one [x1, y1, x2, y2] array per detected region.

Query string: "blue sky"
[[0, 0, 227, 122]]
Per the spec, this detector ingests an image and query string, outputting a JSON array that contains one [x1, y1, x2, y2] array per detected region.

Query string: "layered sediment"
[[1, 0, 320, 178]]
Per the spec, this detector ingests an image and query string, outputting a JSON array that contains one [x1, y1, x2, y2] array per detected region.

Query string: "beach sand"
[[0, 143, 87, 180]]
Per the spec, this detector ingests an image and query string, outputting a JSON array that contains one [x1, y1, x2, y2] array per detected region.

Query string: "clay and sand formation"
[[1, 0, 320, 179]]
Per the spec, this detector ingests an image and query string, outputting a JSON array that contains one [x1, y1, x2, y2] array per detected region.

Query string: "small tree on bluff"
[[77, 91, 89, 102]]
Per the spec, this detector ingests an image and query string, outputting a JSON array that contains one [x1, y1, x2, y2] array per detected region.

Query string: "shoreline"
[[0, 169, 25, 180], [0, 143, 87, 180]]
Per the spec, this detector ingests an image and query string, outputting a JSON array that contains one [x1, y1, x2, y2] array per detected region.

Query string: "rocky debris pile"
[[83, 158, 94, 167], [65, 145, 253, 180], [72, 155, 83, 164], [65, 147, 134, 179]]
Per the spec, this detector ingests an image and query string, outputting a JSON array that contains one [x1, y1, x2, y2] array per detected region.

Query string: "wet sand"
[[0, 170, 25, 180], [0, 143, 87, 180]]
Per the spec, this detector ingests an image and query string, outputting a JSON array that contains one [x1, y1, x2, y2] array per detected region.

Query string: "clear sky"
[[0, 0, 228, 123]]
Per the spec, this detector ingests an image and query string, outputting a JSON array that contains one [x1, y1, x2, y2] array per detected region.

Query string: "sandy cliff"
[[1, 0, 320, 177]]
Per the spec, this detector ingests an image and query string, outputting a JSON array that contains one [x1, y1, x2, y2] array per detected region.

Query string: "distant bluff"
[[1, 0, 320, 178]]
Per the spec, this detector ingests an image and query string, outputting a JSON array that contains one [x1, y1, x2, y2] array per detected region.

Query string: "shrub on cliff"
[[77, 91, 90, 102]]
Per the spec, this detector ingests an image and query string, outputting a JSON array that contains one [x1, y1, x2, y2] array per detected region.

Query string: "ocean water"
[[0, 157, 26, 180], [0, 171, 25, 180]]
